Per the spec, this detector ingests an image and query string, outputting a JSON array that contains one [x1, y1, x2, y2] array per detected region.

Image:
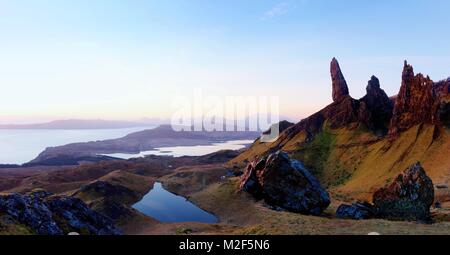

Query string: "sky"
[[0, 0, 450, 124]]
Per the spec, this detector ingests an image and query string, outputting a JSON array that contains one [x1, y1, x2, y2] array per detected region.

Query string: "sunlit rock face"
[[388, 61, 450, 136], [373, 162, 434, 222]]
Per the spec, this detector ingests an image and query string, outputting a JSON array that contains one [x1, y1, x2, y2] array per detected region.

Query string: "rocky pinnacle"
[[330, 58, 350, 102], [388, 60, 436, 136]]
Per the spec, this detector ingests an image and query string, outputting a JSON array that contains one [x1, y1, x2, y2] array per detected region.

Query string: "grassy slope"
[[231, 123, 450, 203], [143, 158, 450, 235], [159, 165, 230, 195], [159, 176, 450, 235], [332, 124, 450, 202], [74, 170, 155, 205]]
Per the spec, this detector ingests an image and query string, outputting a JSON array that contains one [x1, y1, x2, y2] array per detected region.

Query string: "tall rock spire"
[[330, 58, 350, 102], [388, 61, 436, 136]]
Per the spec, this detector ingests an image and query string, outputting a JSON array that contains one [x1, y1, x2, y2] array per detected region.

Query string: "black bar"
[[0, 235, 447, 254]]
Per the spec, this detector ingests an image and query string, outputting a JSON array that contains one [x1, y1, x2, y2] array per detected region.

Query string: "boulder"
[[373, 162, 434, 221], [240, 151, 330, 215], [46, 196, 122, 235], [262, 120, 295, 135], [240, 158, 266, 199], [0, 191, 122, 235], [0, 193, 62, 235], [336, 201, 376, 220]]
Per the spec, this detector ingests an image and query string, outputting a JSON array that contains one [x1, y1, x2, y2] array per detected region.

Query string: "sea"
[[0, 127, 151, 165]]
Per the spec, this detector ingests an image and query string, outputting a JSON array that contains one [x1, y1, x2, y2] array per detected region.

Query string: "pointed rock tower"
[[330, 58, 350, 102], [389, 61, 436, 136]]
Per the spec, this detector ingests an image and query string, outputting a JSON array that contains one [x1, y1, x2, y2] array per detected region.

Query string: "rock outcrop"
[[278, 96, 360, 144], [262, 120, 295, 135], [434, 79, 450, 128], [286, 59, 449, 142], [296, 59, 450, 143], [240, 151, 330, 215], [388, 61, 450, 136], [372, 162, 434, 222], [439, 102, 450, 128], [331, 58, 350, 102], [336, 201, 376, 220], [434, 78, 450, 99], [0, 190, 122, 235], [336, 163, 435, 222], [275, 59, 394, 146], [359, 76, 394, 134]]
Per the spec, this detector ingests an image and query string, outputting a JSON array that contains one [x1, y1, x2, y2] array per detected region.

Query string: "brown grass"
[[157, 172, 450, 235]]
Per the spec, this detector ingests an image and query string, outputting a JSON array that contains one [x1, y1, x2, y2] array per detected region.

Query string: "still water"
[[126, 140, 253, 223], [133, 182, 218, 223], [104, 140, 254, 159]]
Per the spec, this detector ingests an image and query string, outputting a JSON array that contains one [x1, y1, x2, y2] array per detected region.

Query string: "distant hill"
[[28, 124, 260, 166], [0, 119, 160, 130]]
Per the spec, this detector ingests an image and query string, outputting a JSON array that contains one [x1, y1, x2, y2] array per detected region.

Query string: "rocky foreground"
[[337, 162, 435, 222], [0, 190, 121, 235], [0, 148, 449, 235], [240, 152, 436, 223]]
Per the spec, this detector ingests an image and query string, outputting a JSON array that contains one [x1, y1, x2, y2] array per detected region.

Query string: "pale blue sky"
[[0, 0, 449, 123]]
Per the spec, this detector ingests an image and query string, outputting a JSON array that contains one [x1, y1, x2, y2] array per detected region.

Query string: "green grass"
[[291, 130, 336, 179], [329, 166, 353, 186]]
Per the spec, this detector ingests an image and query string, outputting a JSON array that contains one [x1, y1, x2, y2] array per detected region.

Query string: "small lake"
[[133, 182, 218, 223], [103, 139, 254, 159]]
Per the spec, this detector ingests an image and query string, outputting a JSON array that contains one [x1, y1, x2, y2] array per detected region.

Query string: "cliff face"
[[389, 61, 437, 136], [434, 79, 450, 128], [434, 78, 450, 98], [359, 76, 393, 134]]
